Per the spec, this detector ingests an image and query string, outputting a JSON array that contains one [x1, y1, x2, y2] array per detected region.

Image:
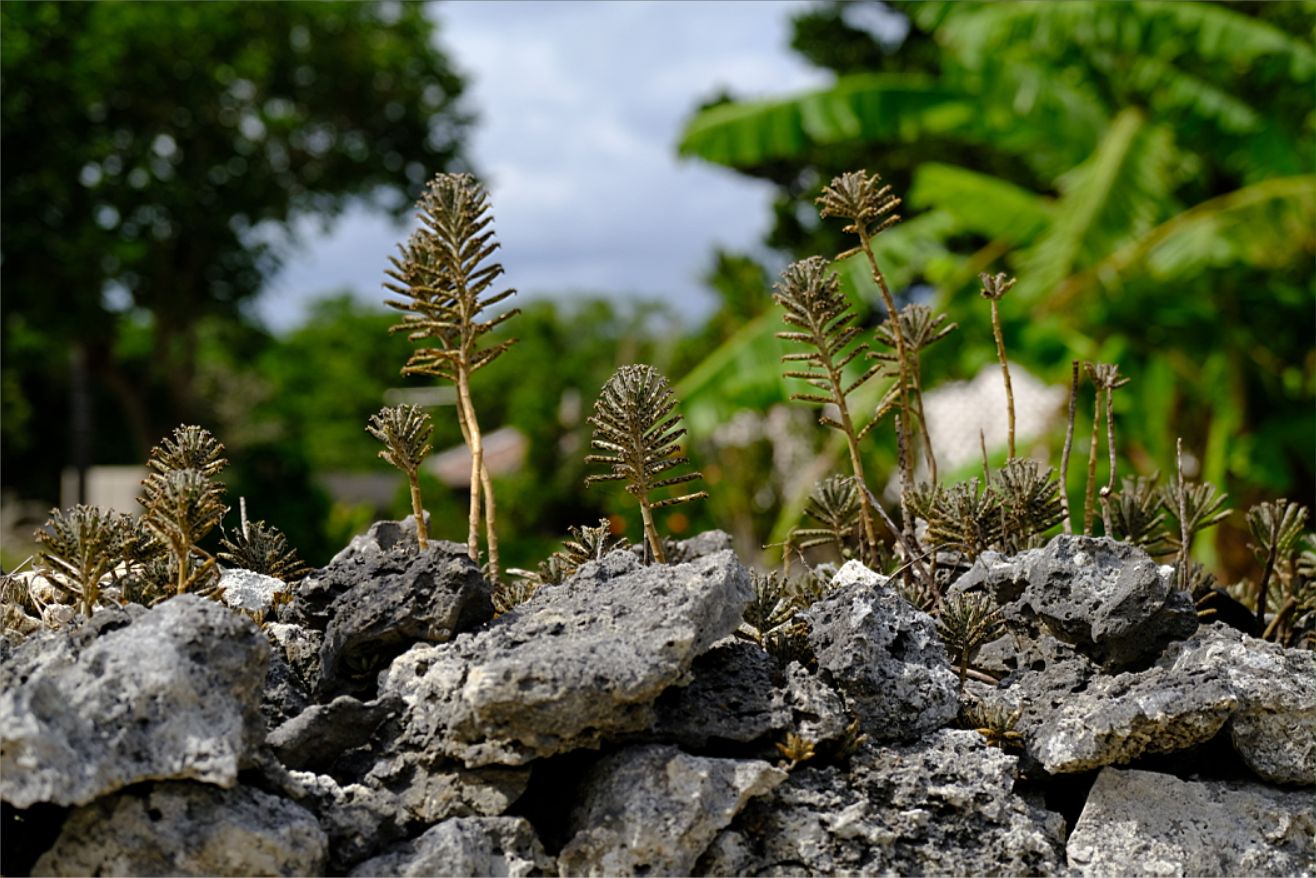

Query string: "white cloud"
[[258, 0, 831, 332]]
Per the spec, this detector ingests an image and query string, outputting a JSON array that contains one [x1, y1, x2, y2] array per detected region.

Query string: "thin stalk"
[[979, 429, 991, 484], [857, 238, 915, 489], [1100, 384, 1118, 537], [910, 358, 938, 483], [989, 299, 1015, 459], [455, 377, 483, 566], [1262, 596, 1295, 642], [957, 647, 969, 695], [478, 461, 500, 582], [407, 475, 429, 549], [859, 480, 933, 594], [1176, 438, 1190, 592], [1255, 545, 1277, 630], [896, 412, 914, 589], [1059, 361, 1080, 535], [640, 499, 666, 565], [1083, 373, 1102, 536]]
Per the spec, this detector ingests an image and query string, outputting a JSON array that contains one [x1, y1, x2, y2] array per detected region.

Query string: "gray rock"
[[318, 543, 493, 696], [274, 768, 409, 872], [1019, 536, 1197, 669], [361, 749, 530, 825], [1, 596, 268, 808], [1067, 767, 1315, 877], [632, 529, 735, 564], [219, 567, 290, 614], [804, 561, 959, 742], [330, 515, 438, 565], [32, 781, 328, 877], [378, 549, 751, 767], [349, 816, 552, 878], [267, 695, 395, 772], [1028, 663, 1237, 774], [265, 621, 323, 695], [651, 639, 781, 748], [1158, 624, 1316, 785], [260, 642, 312, 729], [773, 660, 853, 747], [558, 744, 786, 877], [699, 729, 1067, 877]]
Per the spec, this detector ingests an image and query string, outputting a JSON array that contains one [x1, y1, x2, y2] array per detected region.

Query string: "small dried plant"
[[33, 505, 127, 617], [218, 519, 311, 582], [775, 730, 817, 768], [492, 577, 539, 616], [739, 571, 798, 646], [1082, 362, 1130, 535], [773, 257, 882, 561], [385, 172, 519, 580], [922, 479, 1002, 561], [139, 426, 228, 596], [1246, 499, 1309, 632], [1161, 478, 1230, 553], [584, 364, 707, 564], [993, 459, 1065, 554], [979, 272, 1018, 459], [964, 699, 1024, 750], [936, 591, 1004, 693], [788, 475, 864, 560], [1059, 360, 1081, 534], [366, 404, 434, 550], [560, 518, 630, 568], [872, 303, 956, 481], [1108, 474, 1171, 554]]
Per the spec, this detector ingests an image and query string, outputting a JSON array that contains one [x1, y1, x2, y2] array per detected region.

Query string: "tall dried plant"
[[384, 172, 519, 580], [872, 304, 957, 482], [366, 404, 434, 549], [979, 272, 1018, 460]]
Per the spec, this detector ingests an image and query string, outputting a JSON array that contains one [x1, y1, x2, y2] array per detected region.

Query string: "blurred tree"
[[1, 1, 470, 501], [677, 1, 1315, 573]]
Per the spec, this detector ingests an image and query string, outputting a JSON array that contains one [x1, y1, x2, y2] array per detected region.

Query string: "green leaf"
[[908, 163, 1053, 245]]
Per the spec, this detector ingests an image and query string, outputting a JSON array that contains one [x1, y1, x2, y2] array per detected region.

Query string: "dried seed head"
[[367, 404, 434, 477], [978, 271, 1017, 302], [817, 170, 901, 237]]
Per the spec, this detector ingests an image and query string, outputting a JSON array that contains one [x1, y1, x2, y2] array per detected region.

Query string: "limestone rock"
[[650, 639, 781, 748], [316, 542, 493, 696], [360, 749, 530, 826], [1028, 664, 1237, 774], [699, 729, 1067, 876], [265, 621, 323, 695], [274, 768, 409, 872], [805, 561, 959, 742], [378, 549, 752, 767], [267, 695, 396, 772], [1, 596, 268, 808], [219, 567, 290, 614], [349, 816, 552, 878], [1067, 768, 1315, 877], [1159, 624, 1316, 785], [558, 744, 786, 877], [32, 781, 327, 877], [954, 537, 1197, 670], [773, 660, 853, 747]]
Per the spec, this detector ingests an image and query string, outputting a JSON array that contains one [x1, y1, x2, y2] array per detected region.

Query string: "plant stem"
[[857, 233, 915, 489], [407, 474, 429, 550], [1083, 373, 1102, 536], [455, 376, 483, 567], [1176, 438, 1190, 592], [909, 356, 938, 483], [1101, 384, 1118, 537], [1255, 545, 1276, 629], [1060, 360, 1079, 535], [979, 429, 991, 484], [989, 299, 1015, 459], [640, 499, 666, 564]]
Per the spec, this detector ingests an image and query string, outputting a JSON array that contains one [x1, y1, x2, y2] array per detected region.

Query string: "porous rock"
[[650, 639, 781, 748], [265, 621, 323, 696], [273, 768, 409, 872], [32, 781, 327, 877], [219, 567, 290, 614], [349, 816, 552, 878], [317, 542, 493, 696], [804, 561, 958, 742], [1067, 767, 1315, 877], [1158, 623, 1315, 785], [378, 548, 752, 767], [1, 596, 268, 808], [360, 749, 530, 825], [557, 744, 786, 877], [955, 536, 1197, 670], [260, 642, 312, 729], [699, 729, 1067, 877], [267, 695, 396, 772]]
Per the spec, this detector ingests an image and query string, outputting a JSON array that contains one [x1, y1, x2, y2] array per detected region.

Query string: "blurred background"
[[3, 1, 1312, 581]]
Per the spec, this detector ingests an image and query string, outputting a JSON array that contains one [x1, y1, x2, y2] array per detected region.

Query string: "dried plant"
[[218, 519, 311, 582], [492, 577, 539, 616], [560, 519, 629, 568], [1246, 499, 1309, 631], [1108, 474, 1170, 554], [739, 571, 798, 646], [1161, 478, 1230, 551], [964, 699, 1024, 750], [33, 505, 126, 617], [776, 731, 817, 768], [979, 272, 1018, 459], [1059, 360, 1080, 534], [773, 257, 882, 561], [584, 364, 707, 564], [1084, 363, 1130, 535], [140, 425, 228, 507], [872, 304, 957, 482], [816, 169, 916, 542], [142, 468, 226, 596], [789, 475, 864, 560], [936, 591, 1004, 693], [922, 479, 1002, 561], [384, 172, 519, 580], [366, 404, 434, 550], [993, 459, 1064, 554]]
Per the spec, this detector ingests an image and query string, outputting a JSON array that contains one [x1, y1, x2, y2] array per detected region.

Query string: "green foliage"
[[1, 0, 470, 502], [585, 364, 707, 564]]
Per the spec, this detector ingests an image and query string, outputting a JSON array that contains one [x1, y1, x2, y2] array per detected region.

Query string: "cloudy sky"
[[256, 0, 836, 332]]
